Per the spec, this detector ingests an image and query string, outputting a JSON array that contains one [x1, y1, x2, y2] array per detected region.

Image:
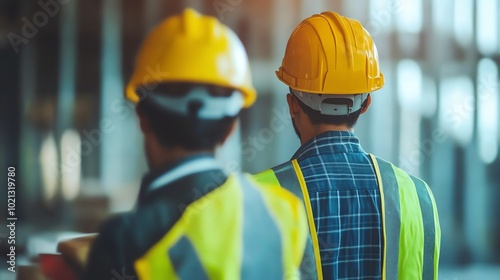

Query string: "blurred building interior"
[[1, 0, 500, 278]]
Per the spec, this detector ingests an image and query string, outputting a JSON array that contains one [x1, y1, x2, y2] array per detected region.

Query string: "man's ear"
[[360, 95, 372, 114], [287, 94, 301, 117]]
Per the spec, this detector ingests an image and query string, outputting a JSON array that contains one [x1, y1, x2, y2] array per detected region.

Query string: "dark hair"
[[292, 90, 367, 128], [136, 83, 238, 151]]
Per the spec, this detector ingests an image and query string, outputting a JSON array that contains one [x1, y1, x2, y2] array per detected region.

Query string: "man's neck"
[[148, 146, 213, 172], [300, 124, 353, 145]]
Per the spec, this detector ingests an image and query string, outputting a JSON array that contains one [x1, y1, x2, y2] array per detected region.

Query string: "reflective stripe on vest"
[[134, 174, 306, 279], [255, 155, 440, 280], [272, 160, 323, 280], [369, 154, 440, 280]]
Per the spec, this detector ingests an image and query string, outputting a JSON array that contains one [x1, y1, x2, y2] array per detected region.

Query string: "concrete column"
[[57, 0, 77, 135], [19, 44, 39, 206], [144, 0, 164, 30], [57, 0, 79, 202], [100, 0, 145, 191]]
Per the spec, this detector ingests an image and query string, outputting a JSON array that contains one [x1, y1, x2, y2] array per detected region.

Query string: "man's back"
[[255, 130, 441, 279], [86, 162, 308, 279], [294, 131, 382, 279], [260, 131, 383, 279]]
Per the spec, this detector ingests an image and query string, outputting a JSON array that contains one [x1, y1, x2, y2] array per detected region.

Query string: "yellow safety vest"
[[254, 155, 441, 280], [134, 174, 308, 280]]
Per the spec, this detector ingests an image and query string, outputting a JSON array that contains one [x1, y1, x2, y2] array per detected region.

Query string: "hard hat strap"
[[147, 87, 244, 119], [290, 88, 369, 116]]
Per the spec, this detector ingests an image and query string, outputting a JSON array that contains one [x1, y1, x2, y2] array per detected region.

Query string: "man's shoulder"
[[243, 171, 307, 225], [253, 160, 295, 176], [245, 171, 294, 197], [251, 161, 291, 186], [371, 155, 430, 186]]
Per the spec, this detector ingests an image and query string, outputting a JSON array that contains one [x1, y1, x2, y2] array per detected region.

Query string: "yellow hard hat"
[[276, 11, 384, 94], [125, 8, 256, 108]]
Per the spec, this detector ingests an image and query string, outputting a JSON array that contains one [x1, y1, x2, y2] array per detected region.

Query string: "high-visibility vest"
[[134, 174, 307, 280], [254, 155, 441, 280]]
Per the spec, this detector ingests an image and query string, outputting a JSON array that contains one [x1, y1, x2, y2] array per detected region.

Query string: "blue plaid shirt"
[[292, 131, 382, 279]]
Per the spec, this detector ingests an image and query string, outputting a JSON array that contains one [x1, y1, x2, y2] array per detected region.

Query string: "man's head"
[[125, 9, 256, 168], [277, 11, 384, 142], [136, 82, 240, 150]]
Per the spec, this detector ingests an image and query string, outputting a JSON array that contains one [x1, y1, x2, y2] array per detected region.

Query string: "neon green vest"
[[134, 174, 308, 279], [254, 155, 441, 280]]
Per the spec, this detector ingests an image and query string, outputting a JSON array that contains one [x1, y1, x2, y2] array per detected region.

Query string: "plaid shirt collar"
[[292, 130, 365, 160]]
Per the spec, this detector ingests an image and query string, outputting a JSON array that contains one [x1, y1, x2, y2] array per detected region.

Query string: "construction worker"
[[254, 11, 441, 280], [84, 9, 307, 279]]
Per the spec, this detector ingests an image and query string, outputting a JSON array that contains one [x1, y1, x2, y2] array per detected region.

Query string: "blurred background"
[[1, 0, 500, 279]]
